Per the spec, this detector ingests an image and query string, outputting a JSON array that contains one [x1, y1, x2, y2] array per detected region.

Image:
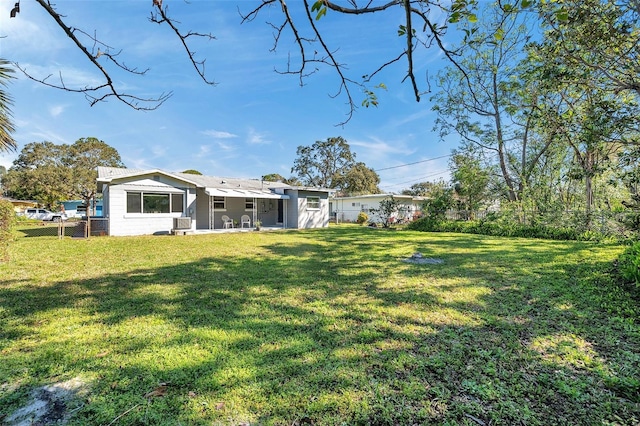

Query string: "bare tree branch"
[[149, 2, 217, 86], [14, 0, 172, 110]]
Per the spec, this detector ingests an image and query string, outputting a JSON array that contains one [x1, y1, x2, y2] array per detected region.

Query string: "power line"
[[374, 154, 452, 172]]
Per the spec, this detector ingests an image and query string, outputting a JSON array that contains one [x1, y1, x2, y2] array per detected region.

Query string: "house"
[[61, 200, 103, 218], [332, 194, 425, 224], [0, 197, 38, 213], [97, 167, 331, 236]]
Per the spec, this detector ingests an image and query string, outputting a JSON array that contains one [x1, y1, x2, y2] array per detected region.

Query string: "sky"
[[0, 0, 461, 193]]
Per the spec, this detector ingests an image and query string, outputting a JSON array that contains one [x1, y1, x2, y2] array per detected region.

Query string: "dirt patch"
[[402, 252, 444, 265], [5, 378, 89, 426]]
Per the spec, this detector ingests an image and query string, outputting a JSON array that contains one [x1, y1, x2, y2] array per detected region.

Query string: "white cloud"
[[247, 128, 270, 145], [201, 130, 238, 139], [49, 104, 66, 117]]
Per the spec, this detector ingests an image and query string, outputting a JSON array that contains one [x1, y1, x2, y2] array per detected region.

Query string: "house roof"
[[97, 167, 329, 198]]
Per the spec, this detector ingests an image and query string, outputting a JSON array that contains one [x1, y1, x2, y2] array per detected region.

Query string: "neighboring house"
[[332, 194, 425, 224], [61, 200, 103, 218], [0, 197, 38, 213], [97, 167, 331, 236]]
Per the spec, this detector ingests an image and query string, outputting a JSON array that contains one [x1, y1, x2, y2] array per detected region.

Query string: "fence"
[[16, 217, 110, 238]]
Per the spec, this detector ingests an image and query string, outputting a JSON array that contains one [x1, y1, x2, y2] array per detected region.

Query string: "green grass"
[[1, 225, 638, 425]]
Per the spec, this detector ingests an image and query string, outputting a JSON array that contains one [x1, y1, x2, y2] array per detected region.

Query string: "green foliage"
[[2, 138, 123, 209], [406, 214, 611, 242], [421, 181, 454, 220], [618, 242, 640, 287], [0, 199, 15, 261], [362, 83, 387, 108], [310, 0, 327, 20], [291, 136, 356, 188], [0, 59, 17, 152], [333, 162, 381, 196], [371, 195, 400, 228], [181, 169, 203, 175], [356, 211, 368, 225]]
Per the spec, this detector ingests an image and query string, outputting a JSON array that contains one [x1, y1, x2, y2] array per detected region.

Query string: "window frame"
[[126, 191, 184, 214], [307, 196, 321, 210], [244, 198, 254, 211], [213, 196, 226, 211]]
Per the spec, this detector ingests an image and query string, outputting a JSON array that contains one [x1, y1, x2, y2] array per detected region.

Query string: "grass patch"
[[1, 225, 638, 425]]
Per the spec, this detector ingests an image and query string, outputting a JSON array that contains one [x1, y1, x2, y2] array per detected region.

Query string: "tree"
[[421, 180, 454, 220], [291, 137, 356, 189], [2, 139, 124, 210], [65, 138, 125, 215], [371, 196, 401, 228], [2, 141, 71, 208], [432, 5, 542, 203], [262, 173, 300, 185], [6, 1, 478, 122], [450, 148, 490, 215], [182, 169, 203, 175], [0, 59, 16, 152], [537, 0, 640, 97], [333, 162, 381, 196]]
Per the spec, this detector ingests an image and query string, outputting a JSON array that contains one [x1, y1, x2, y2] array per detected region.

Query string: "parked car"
[[23, 208, 68, 222]]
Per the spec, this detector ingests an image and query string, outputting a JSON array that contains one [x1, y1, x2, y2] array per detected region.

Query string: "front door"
[[277, 199, 283, 223]]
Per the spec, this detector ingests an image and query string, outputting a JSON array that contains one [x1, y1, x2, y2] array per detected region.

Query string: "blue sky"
[[0, 1, 460, 192]]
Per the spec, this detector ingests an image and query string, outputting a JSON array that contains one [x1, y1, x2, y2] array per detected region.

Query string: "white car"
[[23, 208, 68, 222]]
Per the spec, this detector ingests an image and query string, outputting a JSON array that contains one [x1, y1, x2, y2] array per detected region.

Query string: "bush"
[[356, 211, 368, 225], [405, 215, 609, 242], [0, 200, 16, 262], [618, 241, 640, 287]]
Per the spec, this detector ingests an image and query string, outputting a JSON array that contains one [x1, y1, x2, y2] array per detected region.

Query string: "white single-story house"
[[332, 194, 425, 224], [97, 167, 332, 236]]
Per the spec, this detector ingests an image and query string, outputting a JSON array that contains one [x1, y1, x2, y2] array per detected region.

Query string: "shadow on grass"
[[0, 227, 638, 425]]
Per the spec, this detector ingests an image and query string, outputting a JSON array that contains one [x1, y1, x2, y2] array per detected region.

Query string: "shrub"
[[0, 200, 16, 262], [405, 215, 610, 242], [618, 241, 640, 287], [356, 211, 368, 225]]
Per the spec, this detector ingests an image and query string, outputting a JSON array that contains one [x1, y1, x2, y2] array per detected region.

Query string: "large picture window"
[[127, 191, 184, 214], [307, 196, 320, 210]]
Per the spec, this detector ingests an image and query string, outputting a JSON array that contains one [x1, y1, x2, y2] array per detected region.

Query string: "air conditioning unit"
[[173, 217, 192, 230]]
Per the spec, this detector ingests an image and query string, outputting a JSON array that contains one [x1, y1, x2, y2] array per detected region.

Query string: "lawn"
[[0, 226, 638, 425]]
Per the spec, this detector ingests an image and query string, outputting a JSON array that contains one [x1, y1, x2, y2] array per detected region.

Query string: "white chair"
[[240, 215, 251, 228], [221, 215, 233, 229]]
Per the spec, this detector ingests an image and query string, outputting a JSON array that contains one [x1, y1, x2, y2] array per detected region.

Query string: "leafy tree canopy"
[[2, 138, 124, 209]]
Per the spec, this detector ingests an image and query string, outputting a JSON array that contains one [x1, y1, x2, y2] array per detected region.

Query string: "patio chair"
[[221, 215, 234, 229], [240, 214, 251, 228]]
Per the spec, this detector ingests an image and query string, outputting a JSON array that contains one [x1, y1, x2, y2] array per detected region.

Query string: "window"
[[143, 194, 170, 213], [127, 191, 183, 214], [127, 192, 142, 213], [352, 202, 360, 207], [245, 198, 254, 210], [171, 194, 184, 213], [307, 196, 320, 210], [213, 196, 226, 210]]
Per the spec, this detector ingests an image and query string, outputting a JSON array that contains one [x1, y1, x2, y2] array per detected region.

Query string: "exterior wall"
[[285, 192, 299, 229], [105, 175, 196, 236], [334, 195, 420, 224], [294, 190, 329, 229], [195, 188, 210, 230]]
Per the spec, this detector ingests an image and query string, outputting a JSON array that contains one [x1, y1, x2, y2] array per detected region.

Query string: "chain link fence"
[[15, 217, 110, 238]]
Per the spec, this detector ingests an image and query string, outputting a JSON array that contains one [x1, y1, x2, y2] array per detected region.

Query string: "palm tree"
[[0, 59, 17, 152]]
